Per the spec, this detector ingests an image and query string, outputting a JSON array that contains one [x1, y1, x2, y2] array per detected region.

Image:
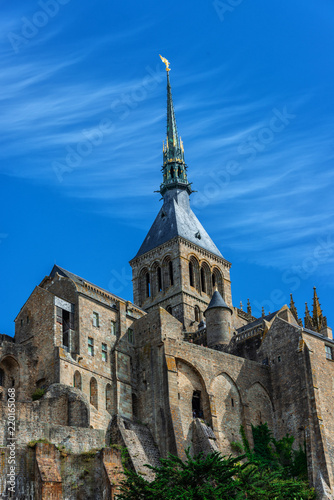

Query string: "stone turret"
[[204, 290, 233, 347]]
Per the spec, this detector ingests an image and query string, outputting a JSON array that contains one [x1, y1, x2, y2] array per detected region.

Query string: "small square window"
[[88, 337, 94, 356], [102, 343, 108, 362], [111, 321, 116, 335], [128, 328, 134, 344], [93, 312, 99, 327], [325, 345, 332, 360]]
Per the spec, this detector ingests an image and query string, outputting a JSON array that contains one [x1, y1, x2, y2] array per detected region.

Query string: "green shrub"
[[32, 388, 45, 401]]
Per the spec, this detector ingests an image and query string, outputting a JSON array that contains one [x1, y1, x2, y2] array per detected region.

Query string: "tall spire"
[[159, 55, 192, 197], [312, 287, 327, 333], [289, 294, 303, 326]]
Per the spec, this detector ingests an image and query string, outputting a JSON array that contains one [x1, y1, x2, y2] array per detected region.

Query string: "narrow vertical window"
[[325, 345, 333, 360], [189, 262, 194, 287], [90, 378, 98, 409], [201, 267, 206, 293], [111, 320, 116, 335], [194, 306, 200, 322], [157, 267, 162, 292], [128, 328, 134, 344], [212, 273, 216, 287], [88, 337, 94, 356], [145, 273, 150, 298], [102, 343, 108, 362], [93, 312, 99, 327], [169, 261, 174, 286]]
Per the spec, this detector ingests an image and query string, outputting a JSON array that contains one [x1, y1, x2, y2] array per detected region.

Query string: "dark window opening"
[[201, 268, 206, 293], [169, 261, 174, 286], [194, 306, 200, 322], [0, 369, 4, 386], [189, 262, 194, 287], [278, 356, 281, 362], [231, 398, 234, 407], [170, 166, 175, 178], [27, 316, 30, 324], [178, 167, 181, 177], [146, 273, 151, 298], [62, 310, 70, 348], [157, 267, 162, 292], [192, 391, 203, 418], [212, 274, 216, 287], [166, 306, 172, 315]]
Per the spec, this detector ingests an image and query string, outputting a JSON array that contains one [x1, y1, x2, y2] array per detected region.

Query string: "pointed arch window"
[[90, 378, 98, 409], [194, 305, 200, 322]]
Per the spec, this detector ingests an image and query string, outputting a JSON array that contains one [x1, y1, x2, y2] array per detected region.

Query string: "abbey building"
[[0, 62, 333, 499]]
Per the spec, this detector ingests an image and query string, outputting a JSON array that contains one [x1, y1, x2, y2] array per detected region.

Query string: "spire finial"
[[159, 54, 170, 72], [247, 299, 252, 316]]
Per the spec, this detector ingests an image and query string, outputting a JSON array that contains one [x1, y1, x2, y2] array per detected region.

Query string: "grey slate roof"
[[135, 189, 223, 259], [204, 290, 232, 316], [236, 311, 278, 333]]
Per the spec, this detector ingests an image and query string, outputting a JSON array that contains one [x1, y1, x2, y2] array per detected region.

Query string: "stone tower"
[[204, 289, 233, 347], [130, 59, 232, 330]]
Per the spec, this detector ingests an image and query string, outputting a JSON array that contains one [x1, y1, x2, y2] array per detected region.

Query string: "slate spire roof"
[[204, 290, 232, 316], [134, 59, 224, 260]]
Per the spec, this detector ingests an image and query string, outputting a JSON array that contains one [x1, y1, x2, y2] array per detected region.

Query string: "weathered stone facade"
[[0, 65, 333, 499]]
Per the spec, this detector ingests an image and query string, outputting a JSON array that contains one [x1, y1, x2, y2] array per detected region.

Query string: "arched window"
[[90, 377, 98, 409], [189, 262, 194, 287], [73, 371, 81, 390], [189, 256, 200, 291], [157, 266, 162, 292], [166, 306, 172, 315], [194, 306, 200, 322], [169, 261, 174, 286], [106, 384, 112, 414], [200, 263, 211, 295], [162, 256, 172, 290], [212, 268, 224, 297]]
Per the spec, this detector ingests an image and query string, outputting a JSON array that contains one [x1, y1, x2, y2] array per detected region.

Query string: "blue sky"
[[1, 0, 333, 335]]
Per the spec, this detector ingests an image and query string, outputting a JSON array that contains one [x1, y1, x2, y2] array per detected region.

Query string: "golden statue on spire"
[[159, 54, 170, 71]]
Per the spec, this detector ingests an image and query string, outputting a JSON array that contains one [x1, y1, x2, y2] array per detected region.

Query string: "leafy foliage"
[[117, 437, 316, 500]]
